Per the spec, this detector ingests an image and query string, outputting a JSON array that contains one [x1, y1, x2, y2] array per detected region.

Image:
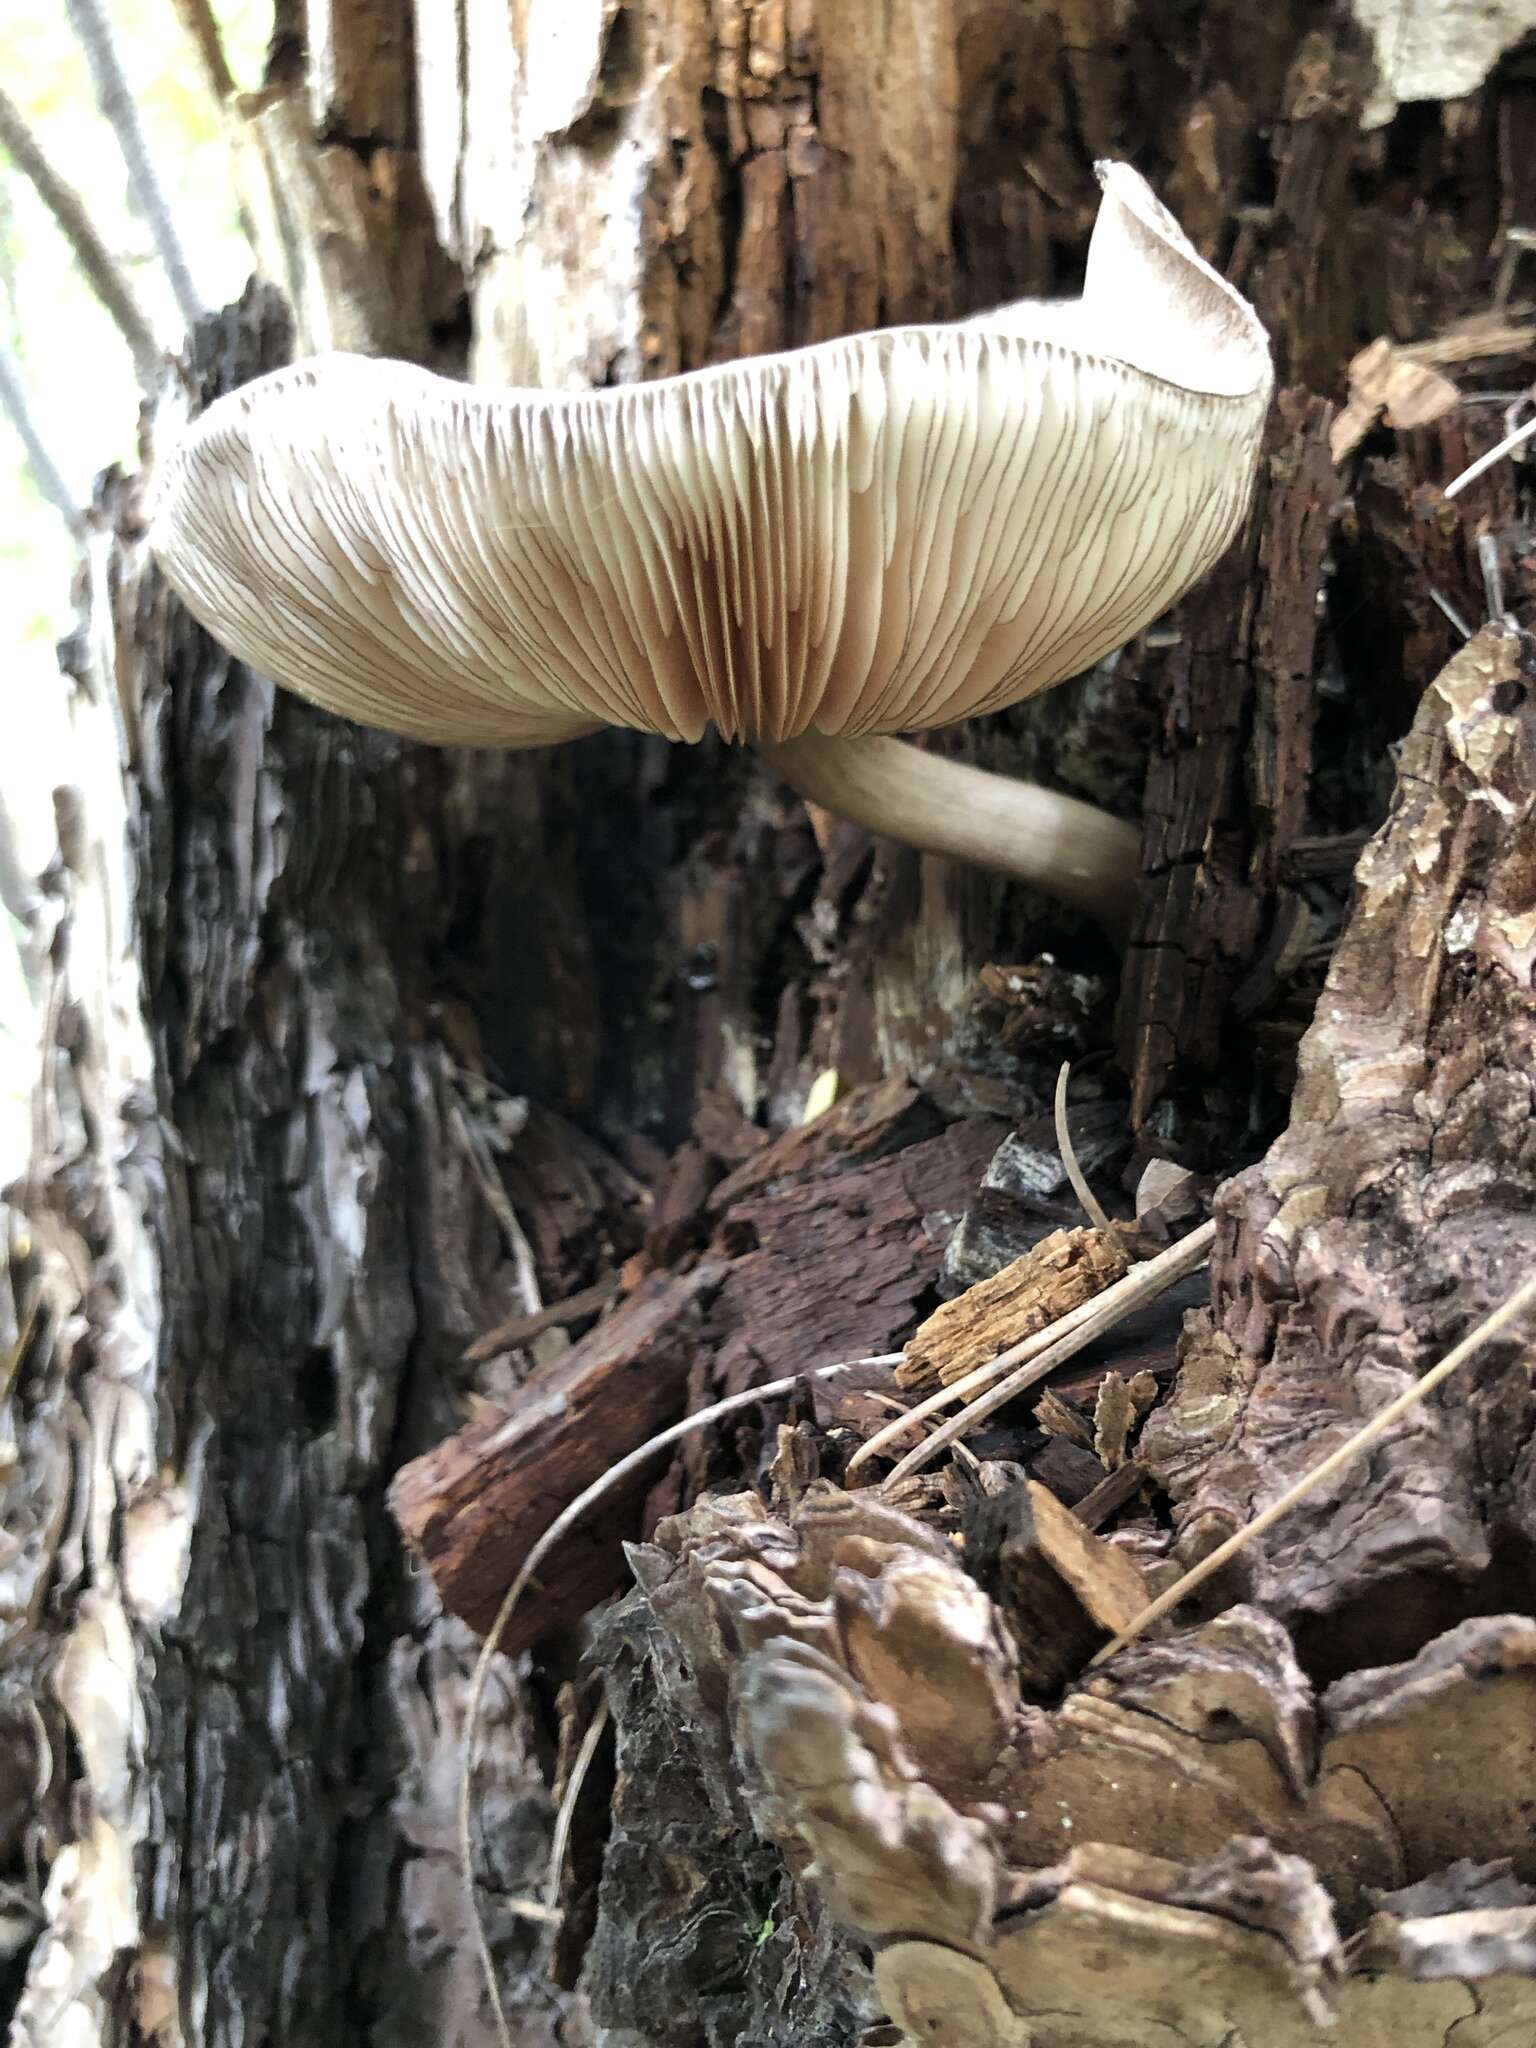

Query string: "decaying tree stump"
[[1158, 623, 1536, 1675], [5, 5, 1536, 2047], [591, 625, 1536, 2046]]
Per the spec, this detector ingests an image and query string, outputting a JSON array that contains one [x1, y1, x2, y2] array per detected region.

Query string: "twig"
[[1089, 1265, 1536, 1666], [0, 86, 160, 383], [0, 341, 82, 534], [1427, 588, 1472, 641], [166, 0, 261, 254], [848, 1219, 1214, 1477], [64, 0, 204, 326], [447, 1097, 541, 1317], [1054, 1061, 1127, 1253], [501, 1693, 611, 1930], [464, 1274, 621, 1361], [168, 0, 238, 103], [1443, 411, 1536, 501], [458, 1360, 864, 2048]]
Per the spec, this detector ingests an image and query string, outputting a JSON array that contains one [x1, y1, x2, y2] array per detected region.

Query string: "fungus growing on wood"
[[151, 162, 1271, 927]]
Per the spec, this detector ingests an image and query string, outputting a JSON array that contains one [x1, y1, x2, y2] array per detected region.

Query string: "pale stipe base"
[[763, 731, 1141, 934]]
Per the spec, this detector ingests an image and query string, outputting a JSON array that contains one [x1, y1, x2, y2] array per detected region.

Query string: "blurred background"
[[1, 3, 264, 1164], [2, 4, 267, 657]]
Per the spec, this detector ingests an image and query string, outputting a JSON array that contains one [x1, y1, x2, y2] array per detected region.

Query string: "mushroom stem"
[[760, 731, 1140, 936]]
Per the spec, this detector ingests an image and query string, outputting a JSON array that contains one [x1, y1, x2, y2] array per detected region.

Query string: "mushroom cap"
[[151, 162, 1272, 750]]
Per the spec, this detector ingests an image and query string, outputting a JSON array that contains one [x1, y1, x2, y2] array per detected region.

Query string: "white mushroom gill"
[[151, 161, 1272, 929]]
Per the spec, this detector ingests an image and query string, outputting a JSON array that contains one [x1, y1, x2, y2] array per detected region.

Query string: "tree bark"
[[5, 5, 1536, 2047]]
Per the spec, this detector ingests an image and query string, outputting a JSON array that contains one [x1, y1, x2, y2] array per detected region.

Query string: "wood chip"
[[898, 1225, 1129, 1395], [1036, 1386, 1094, 1449], [1133, 1156, 1202, 1239], [962, 1478, 1148, 1698], [1330, 335, 1460, 463], [1072, 1458, 1146, 1532], [1092, 1371, 1139, 1470]]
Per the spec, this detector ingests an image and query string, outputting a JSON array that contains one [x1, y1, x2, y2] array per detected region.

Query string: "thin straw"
[[876, 1221, 1216, 1489], [847, 1219, 1215, 1477], [1442, 411, 1536, 500], [1054, 1060, 1126, 1251]]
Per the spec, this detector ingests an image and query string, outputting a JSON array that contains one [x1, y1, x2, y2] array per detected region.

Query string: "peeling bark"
[[6, 293, 571, 2048], [1154, 626, 1536, 1670], [618, 1486, 1536, 2045]]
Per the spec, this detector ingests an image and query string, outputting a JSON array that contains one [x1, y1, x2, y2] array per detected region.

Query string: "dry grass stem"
[[545, 1697, 611, 1918], [1443, 410, 1536, 499], [849, 1219, 1215, 1479], [1053, 1061, 1128, 1253]]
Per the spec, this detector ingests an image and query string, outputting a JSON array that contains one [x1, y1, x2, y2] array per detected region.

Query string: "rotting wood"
[[1343, 404, 1523, 727], [706, 1073, 942, 1211], [1092, 1369, 1157, 1472], [1151, 624, 1536, 1670], [392, 1108, 1003, 1639], [569, 611, 1536, 2041], [701, 1113, 1006, 1394], [392, 1258, 732, 1646], [1073, 1459, 1147, 1533], [1098, 1266, 1536, 1667], [1036, 1386, 1095, 1450], [25, 5, 1536, 2044], [897, 1227, 1129, 1396], [1117, 388, 1335, 1133], [631, 1487, 1536, 2045]]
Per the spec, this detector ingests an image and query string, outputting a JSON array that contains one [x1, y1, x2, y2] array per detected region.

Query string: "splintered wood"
[[391, 1259, 731, 1644], [897, 1226, 1128, 1394], [1092, 1368, 1158, 1470], [963, 1479, 1148, 1697]]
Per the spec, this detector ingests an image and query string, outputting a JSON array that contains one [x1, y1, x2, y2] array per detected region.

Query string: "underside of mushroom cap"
[[151, 162, 1273, 751]]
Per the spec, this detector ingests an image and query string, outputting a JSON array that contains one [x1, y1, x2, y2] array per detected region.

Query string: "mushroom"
[[150, 162, 1271, 932]]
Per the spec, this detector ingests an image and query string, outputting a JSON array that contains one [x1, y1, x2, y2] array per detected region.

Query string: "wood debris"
[[1330, 335, 1460, 463], [1036, 1386, 1093, 1449], [629, 1481, 1536, 2047], [1155, 628, 1536, 1645], [1073, 1459, 1147, 1532], [1091, 1368, 1157, 1470], [391, 1257, 732, 1646], [963, 1479, 1148, 1698], [560, 623, 1536, 2045], [392, 1080, 1003, 1645], [898, 1226, 1128, 1395], [1133, 1156, 1202, 1239]]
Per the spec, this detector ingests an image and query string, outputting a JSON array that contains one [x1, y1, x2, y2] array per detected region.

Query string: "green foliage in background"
[[1, 1, 267, 671]]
